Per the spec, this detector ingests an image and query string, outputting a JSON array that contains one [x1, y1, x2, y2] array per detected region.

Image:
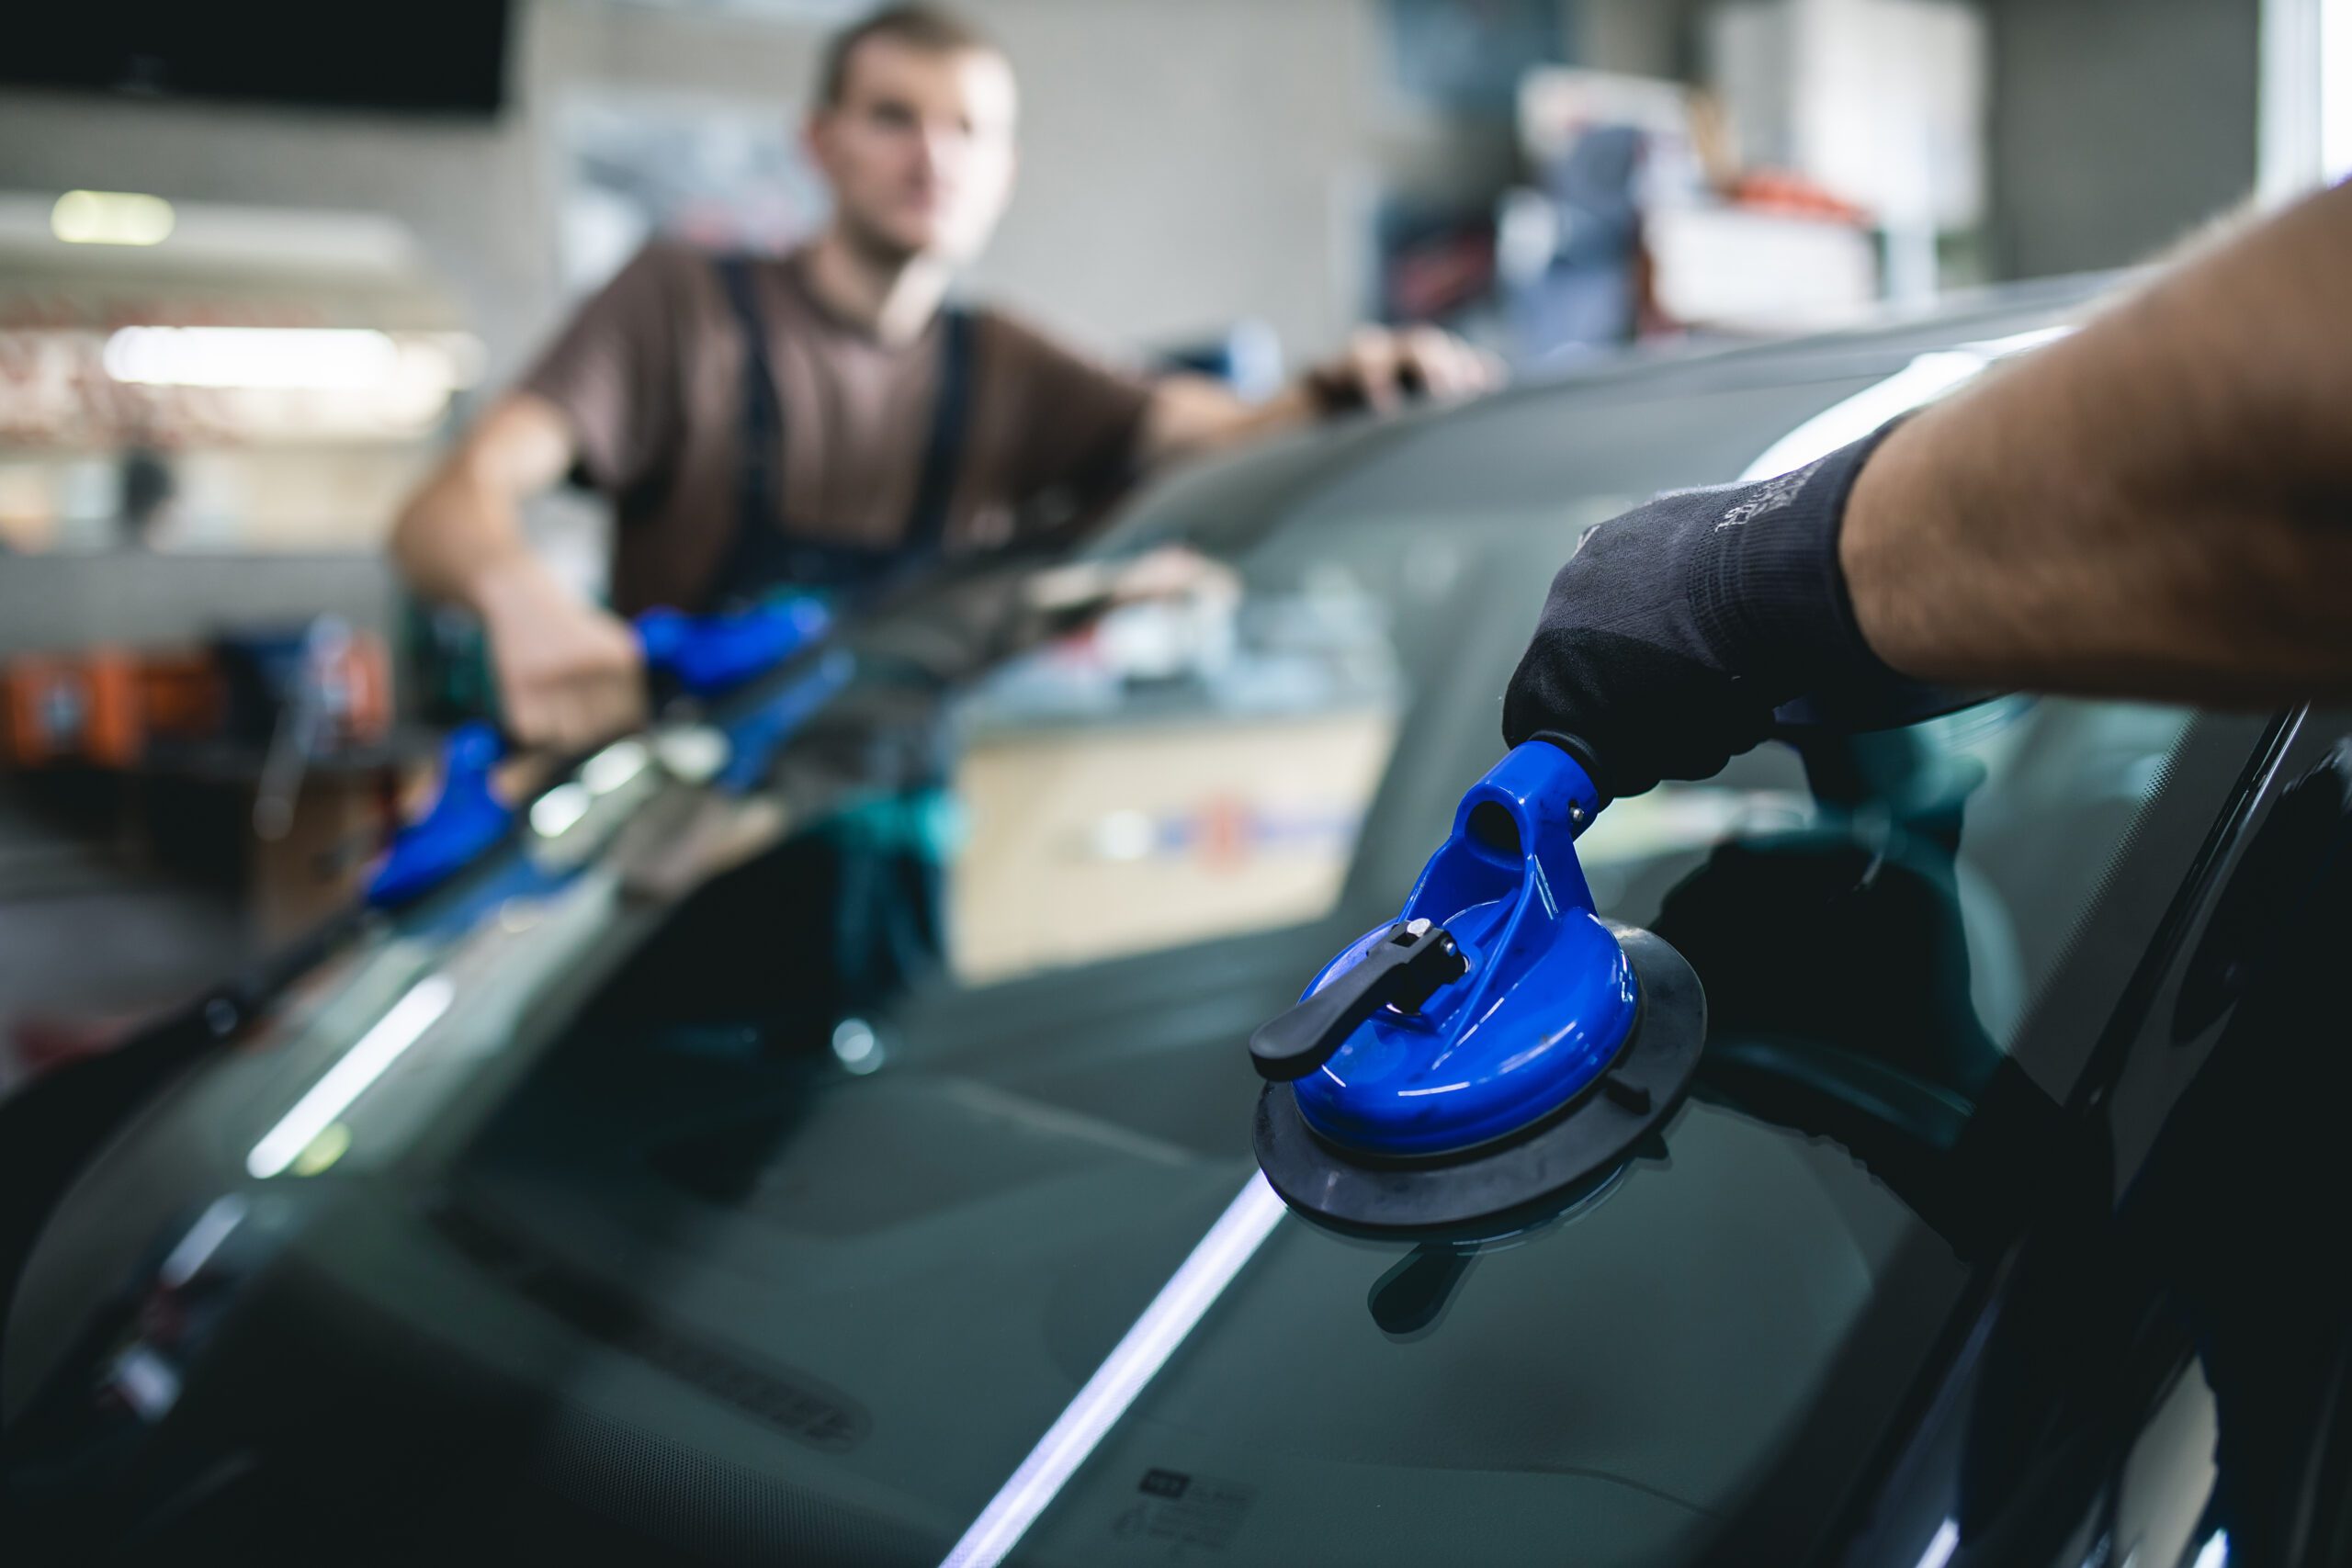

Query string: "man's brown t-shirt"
[[521, 242, 1154, 615]]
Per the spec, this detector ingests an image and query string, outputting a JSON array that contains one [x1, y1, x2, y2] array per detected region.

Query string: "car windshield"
[[7, 306, 2233, 1565]]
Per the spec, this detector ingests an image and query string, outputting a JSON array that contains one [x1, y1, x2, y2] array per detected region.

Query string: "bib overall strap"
[[902, 306, 975, 554], [708, 254, 976, 606]]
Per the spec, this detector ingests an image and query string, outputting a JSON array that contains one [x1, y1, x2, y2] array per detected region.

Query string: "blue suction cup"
[[1250, 738, 1706, 1237], [367, 602, 836, 909], [635, 597, 831, 697], [367, 723, 512, 908]]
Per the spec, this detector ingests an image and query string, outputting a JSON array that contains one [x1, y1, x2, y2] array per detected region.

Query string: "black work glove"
[[1502, 428, 1907, 800]]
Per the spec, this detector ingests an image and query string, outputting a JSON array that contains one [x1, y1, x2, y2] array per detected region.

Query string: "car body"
[[6, 279, 2350, 1567]]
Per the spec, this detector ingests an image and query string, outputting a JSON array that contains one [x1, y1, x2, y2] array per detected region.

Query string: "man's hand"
[[472, 555, 648, 753], [392, 393, 647, 753], [1501, 433, 1904, 800], [1304, 325, 1503, 414], [1138, 325, 1502, 467]]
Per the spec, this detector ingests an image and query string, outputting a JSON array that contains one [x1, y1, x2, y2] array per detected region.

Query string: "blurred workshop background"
[[0, 0, 2345, 1089]]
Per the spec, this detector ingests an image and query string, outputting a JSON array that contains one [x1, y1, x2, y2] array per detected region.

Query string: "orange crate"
[[3, 650, 142, 768]]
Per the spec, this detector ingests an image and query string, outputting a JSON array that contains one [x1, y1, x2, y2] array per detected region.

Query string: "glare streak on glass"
[[654, 726, 729, 784], [158, 1195, 248, 1288], [2193, 1530, 2231, 1568], [580, 739, 650, 796], [246, 976, 455, 1179], [1915, 1517, 1961, 1568], [109, 1347, 182, 1419], [1739, 327, 2073, 484], [939, 1174, 1289, 1568], [530, 783, 594, 839], [1740, 353, 1989, 482]]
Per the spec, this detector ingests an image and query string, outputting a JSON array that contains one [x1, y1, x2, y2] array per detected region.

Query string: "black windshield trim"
[[2064, 707, 2302, 1112]]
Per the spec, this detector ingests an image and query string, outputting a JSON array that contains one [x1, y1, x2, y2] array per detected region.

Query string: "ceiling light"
[[103, 326, 401, 389], [51, 189, 175, 246]]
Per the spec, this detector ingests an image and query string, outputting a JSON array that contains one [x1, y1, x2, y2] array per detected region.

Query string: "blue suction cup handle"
[[1518, 728, 1608, 806], [1496, 732, 1602, 842], [635, 598, 831, 697], [367, 603, 833, 908], [1407, 736, 1603, 923], [366, 722, 514, 907], [1250, 919, 1467, 1080], [1249, 738, 1610, 1086]]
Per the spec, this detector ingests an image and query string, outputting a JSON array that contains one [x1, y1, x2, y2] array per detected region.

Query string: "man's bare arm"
[[1501, 181, 2352, 800], [390, 392, 647, 750], [392, 393, 575, 602], [1843, 180, 2352, 705]]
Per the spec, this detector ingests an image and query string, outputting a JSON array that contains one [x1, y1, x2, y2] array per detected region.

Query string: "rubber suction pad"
[[1253, 923, 1705, 1240]]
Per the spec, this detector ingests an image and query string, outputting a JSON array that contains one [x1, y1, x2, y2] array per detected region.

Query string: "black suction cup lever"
[[1250, 919, 1468, 1081]]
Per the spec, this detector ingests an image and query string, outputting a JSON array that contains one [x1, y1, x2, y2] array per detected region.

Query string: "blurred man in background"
[[114, 446, 176, 551], [392, 2, 1495, 752]]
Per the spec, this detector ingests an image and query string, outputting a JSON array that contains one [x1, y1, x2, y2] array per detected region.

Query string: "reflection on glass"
[[942, 1175, 1287, 1568], [245, 975, 453, 1178], [951, 564, 1403, 983]]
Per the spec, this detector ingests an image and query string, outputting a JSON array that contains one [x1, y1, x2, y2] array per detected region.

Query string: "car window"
[[1585, 693, 2197, 1054]]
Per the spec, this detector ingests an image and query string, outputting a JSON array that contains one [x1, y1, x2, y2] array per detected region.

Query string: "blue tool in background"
[[365, 720, 513, 908], [1250, 734, 1706, 1238], [633, 598, 830, 697], [366, 599, 840, 908]]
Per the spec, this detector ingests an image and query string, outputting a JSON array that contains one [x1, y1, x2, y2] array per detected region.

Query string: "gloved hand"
[[1501, 427, 1909, 800]]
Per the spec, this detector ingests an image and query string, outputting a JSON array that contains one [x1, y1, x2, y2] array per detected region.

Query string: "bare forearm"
[[1842, 182, 2352, 704], [390, 393, 578, 609], [387, 393, 644, 749], [391, 466, 537, 609], [1136, 376, 1317, 468]]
